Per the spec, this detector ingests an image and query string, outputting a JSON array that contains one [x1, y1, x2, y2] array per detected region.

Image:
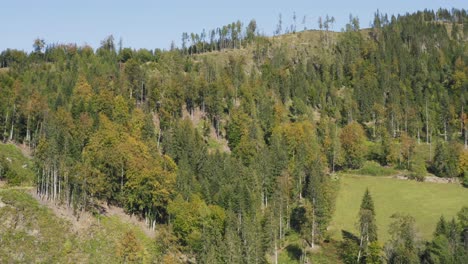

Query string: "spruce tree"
[[357, 188, 378, 262], [434, 216, 447, 237]]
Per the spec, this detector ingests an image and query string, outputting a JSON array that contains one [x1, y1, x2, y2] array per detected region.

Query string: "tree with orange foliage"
[[340, 122, 367, 169]]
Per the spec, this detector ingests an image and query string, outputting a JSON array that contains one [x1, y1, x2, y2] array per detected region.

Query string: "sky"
[[1, 0, 463, 52]]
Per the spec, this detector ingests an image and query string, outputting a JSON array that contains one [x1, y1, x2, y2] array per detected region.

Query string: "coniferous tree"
[[357, 188, 378, 263], [385, 214, 421, 264]]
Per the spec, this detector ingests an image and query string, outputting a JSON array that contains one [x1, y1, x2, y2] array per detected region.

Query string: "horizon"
[[2, 0, 462, 52]]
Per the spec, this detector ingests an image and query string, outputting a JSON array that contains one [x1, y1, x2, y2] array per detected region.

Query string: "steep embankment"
[[0, 143, 162, 263], [0, 188, 162, 263]]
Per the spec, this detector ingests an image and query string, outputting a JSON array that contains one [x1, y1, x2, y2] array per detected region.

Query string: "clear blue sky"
[[2, 0, 462, 52]]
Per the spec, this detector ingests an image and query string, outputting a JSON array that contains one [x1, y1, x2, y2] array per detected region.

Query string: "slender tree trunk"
[[53, 164, 57, 201], [465, 129, 467, 150], [311, 215, 315, 249], [26, 114, 31, 146], [9, 105, 15, 141], [408, 147, 411, 169], [238, 212, 242, 233], [444, 121, 447, 141], [429, 127, 432, 160], [261, 188, 265, 210], [405, 109, 408, 133], [45, 166, 49, 199], [66, 175, 71, 208], [332, 147, 336, 173], [417, 126, 420, 145], [58, 168, 62, 199], [463, 228, 468, 250], [461, 105, 464, 135], [332, 124, 338, 173], [357, 223, 367, 263], [3, 111, 8, 141], [299, 176, 302, 200], [274, 238, 278, 264], [373, 112, 376, 138], [312, 198, 316, 249], [426, 100, 429, 144], [279, 203, 283, 240], [37, 169, 40, 195], [157, 129, 162, 150]]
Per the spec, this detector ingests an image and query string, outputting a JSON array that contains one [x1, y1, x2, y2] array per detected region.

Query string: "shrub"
[[462, 171, 468, 188], [409, 155, 427, 182], [354, 161, 396, 176]]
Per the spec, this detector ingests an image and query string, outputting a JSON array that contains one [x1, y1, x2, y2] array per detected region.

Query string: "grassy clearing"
[[0, 143, 35, 185], [330, 174, 468, 242]]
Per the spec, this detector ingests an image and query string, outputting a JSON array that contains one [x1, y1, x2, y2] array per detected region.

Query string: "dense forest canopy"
[[0, 8, 467, 263]]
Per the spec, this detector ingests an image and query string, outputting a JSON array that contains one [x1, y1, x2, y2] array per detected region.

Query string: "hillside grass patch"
[[0, 188, 160, 263], [0, 143, 34, 186], [330, 174, 468, 242]]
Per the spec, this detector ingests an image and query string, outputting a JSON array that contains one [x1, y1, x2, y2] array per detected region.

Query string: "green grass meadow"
[[330, 174, 468, 242]]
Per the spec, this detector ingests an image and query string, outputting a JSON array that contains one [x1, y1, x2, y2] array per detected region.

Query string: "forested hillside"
[[1, 8, 468, 263]]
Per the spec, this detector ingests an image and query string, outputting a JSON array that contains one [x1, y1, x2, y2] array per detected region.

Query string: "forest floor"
[[330, 173, 468, 242]]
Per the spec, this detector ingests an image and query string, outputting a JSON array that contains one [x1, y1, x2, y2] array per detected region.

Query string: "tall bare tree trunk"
[[274, 238, 278, 264], [426, 100, 429, 144], [3, 111, 8, 141], [279, 203, 283, 240], [311, 205, 315, 249], [45, 166, 49, 199], [53, 164, 57, 201], [9, 105, 15, 141]]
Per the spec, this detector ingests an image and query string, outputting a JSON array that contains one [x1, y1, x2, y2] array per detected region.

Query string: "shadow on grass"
[[341, 230, 359, 243], [286, 244, 303, 260]]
